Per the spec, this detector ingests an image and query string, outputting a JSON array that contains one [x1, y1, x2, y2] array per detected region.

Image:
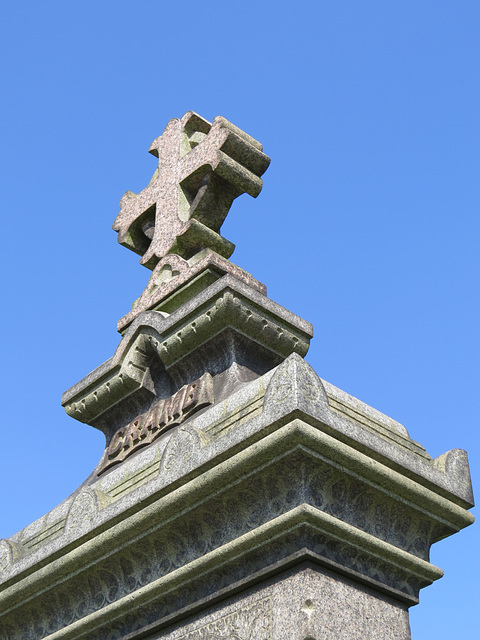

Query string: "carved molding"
[[0, 448, 449, 640], [118, 249, 267, 333], [63, 277, 313, 428], [177, 596, 273, 640]]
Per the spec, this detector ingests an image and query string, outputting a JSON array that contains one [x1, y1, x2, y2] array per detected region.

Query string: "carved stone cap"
[[117, 249, 267, 334], [62, 275, 313, 434]]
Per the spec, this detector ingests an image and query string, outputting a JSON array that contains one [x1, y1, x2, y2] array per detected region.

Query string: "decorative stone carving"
[[112, 113, 271, 333], [118, 249, 267, 333], [264, 352, 328, 416], [0, 445, 452, 640], [177, 596, 272, 640], [113, 112, 270, 269], [65, 489, 99, 532], [1, 114, 473, 640], [0, 539, 14, 574], [99, 373, 214, 474], [62, 277, 313, 435], [161, 426, 202, 477]]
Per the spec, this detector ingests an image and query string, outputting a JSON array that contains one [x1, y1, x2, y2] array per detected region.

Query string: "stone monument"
[[0, 112, 474, 640]]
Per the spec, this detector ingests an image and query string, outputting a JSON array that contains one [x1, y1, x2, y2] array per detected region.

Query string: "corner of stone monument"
[[0, 112, 474, 640]]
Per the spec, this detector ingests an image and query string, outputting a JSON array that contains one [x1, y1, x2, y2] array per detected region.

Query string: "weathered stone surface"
[[0, 355, 473, 640], [61, 276, 313, 437], [136, 564, 411, 640], [113, 112, 270, 269], [98, 372, 215, 474], [0, 539, 15, 575], [112, 112, 270, 333], [117, 249, 267, 333], [0, 115, 473, 640]]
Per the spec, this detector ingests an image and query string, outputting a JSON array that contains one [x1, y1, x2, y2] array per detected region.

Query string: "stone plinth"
[[0, 332, 473, 639], [133, 564, 412, 640]]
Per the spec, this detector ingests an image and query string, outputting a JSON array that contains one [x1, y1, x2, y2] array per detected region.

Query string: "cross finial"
[[113, 112, 270, 269]]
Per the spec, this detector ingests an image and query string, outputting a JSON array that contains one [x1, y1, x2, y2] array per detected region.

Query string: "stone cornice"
[[62, 275, 313, 429], [0, 422, 468, 639]]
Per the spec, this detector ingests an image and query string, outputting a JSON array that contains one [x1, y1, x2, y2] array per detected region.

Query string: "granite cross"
[[113, 112, 271, 269]]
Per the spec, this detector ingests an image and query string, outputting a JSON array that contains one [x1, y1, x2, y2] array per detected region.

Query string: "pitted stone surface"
[[113, 112, 270, 269], [1, 115, 473, 640], [65, 489, 99, 532], [123, 565, 411, 640], [0, 540, 14, 575], [4, 356, 473, 585], [0, 355, 474, 640], [117, 249, 267, 333]]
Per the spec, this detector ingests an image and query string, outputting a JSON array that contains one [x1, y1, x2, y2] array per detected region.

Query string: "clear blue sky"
[[1, 2, 478, 637]]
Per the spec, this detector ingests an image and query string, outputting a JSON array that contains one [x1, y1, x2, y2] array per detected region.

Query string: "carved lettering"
[[130, 415, 148, 445], [108, 427, 127, 460], [158, 397, 173, 430], [177, 596, 273, 640], [169, 386, 187, 421], [99, 372, 214, 475]]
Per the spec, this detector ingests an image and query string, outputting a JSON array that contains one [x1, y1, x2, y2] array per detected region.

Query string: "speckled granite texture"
[[0, 347, 473, 639], [139, 564, 411, 640], [0, 114, 473, 640]]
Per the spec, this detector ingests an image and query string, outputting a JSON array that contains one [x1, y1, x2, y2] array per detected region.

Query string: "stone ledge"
[[117, 250, 268, 333], [2, 356, 473, 593], [13, 508, 437, 640], [62, 276, 313, 429], [0, 417, 472, 639]]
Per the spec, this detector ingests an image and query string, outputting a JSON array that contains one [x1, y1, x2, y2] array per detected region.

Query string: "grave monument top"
[[113, 112, 271, 333], [0, 113, 474, 640]]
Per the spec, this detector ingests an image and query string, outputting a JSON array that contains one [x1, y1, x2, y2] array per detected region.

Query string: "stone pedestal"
[[0, 114, 473, 640], [141, 564, 411, 640], [0, 275, 473, 640]]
